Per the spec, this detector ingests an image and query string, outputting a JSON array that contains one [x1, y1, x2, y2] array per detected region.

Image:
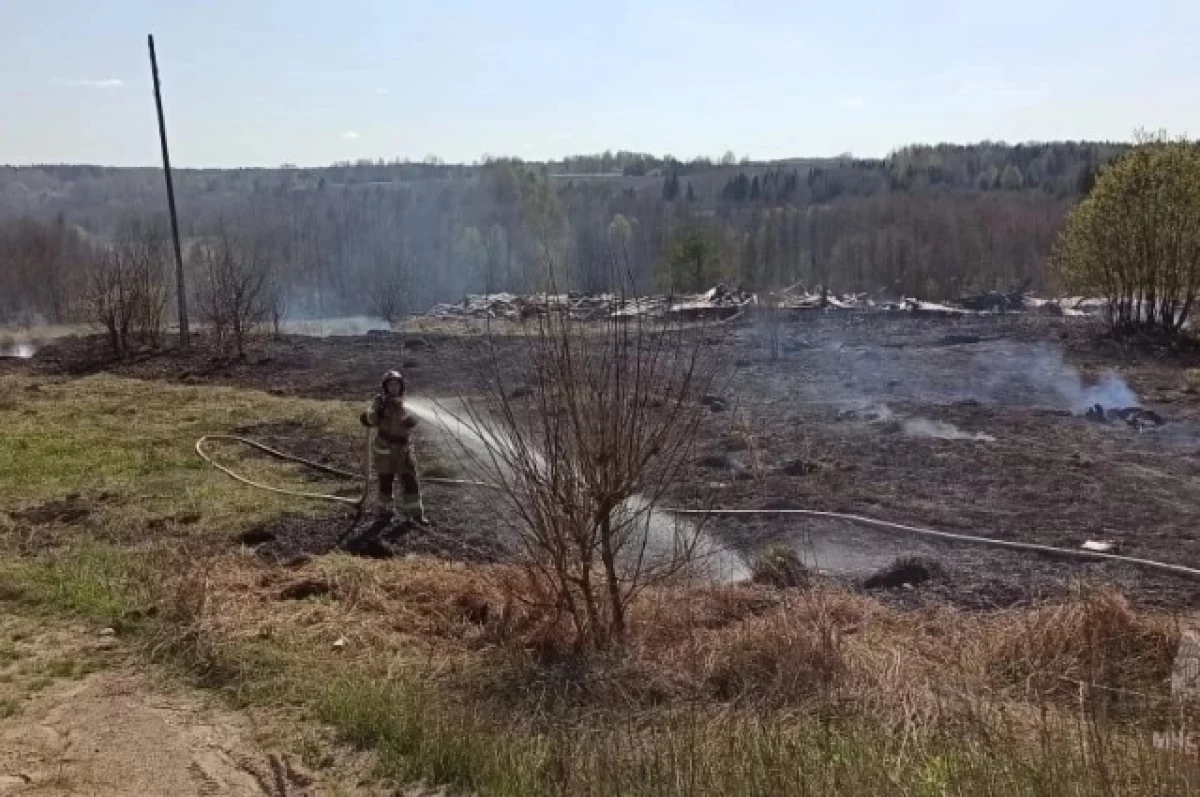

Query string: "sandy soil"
[[0, 614, 369, 797]]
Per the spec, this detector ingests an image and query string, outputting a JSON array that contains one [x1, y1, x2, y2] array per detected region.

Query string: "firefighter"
[[359, 370, 428, 524]]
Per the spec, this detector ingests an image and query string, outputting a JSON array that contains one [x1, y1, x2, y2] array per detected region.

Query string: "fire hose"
[[195, 434, 1200, 582], [193, 430, 497, 509]]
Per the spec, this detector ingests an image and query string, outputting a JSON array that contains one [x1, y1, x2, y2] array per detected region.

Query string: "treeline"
[[0, 141, 1127, 327]]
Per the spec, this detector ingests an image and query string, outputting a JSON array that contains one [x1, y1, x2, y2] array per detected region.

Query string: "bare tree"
[[88, 248, 137, 359], [194, 229, 273, 357], [0, 216, 92, 325], [262, 272, 288, 339], [450, 295, 726, 648], [121, 219, 171, 349], [84, 218, 170, 358], [366, 269, 407, 326]]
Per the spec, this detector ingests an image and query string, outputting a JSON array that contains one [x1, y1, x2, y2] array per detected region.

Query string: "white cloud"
[[374, 87, 389, 95], [342, 131, 360, 140], [51, 78, 124, 89], [839, 96, 865, 108]]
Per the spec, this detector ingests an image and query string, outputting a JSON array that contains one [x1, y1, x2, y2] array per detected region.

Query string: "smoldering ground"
[[689, 315, 1200, 608], [808, 336, 1142, 414], [21, 312, 1200, 609]]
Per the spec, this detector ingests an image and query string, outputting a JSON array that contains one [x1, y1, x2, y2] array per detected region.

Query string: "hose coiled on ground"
[[194, 432, 500, 507]]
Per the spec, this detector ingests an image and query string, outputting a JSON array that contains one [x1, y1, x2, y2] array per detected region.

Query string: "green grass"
[[0, 373, 361, 540], [2, 543, 160, 622], [44, 656, 96, 680], [304, 670, 1200, 797]]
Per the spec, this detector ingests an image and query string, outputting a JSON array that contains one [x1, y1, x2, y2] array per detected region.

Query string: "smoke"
[[828, 339, 1140, 413], [278, 316, 392, 337], [843, 403, 995, 442], [0, 330, 37, 358], [0, 341, 35, 358], [901, 419, 995, 442], [984, 342, 1139, 412], [1058, 372, 1139, 412]]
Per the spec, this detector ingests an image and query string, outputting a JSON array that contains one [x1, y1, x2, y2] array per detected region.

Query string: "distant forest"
[[0, 141, 1127, 325]]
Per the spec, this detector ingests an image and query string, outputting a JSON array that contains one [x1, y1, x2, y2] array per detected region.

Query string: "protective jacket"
[[361, 395, 424, 520]]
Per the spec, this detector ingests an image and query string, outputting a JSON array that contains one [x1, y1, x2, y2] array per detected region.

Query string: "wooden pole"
[[148, 34, 189, 350]]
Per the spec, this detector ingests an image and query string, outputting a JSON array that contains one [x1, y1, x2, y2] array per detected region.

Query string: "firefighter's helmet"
[[381, 370, 405, 394]]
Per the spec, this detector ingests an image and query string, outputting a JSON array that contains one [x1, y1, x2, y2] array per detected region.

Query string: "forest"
[[0, 140, 1127, 326]]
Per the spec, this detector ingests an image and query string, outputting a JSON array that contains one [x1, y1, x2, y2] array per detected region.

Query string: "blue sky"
[[2, 0, 1198, 167]]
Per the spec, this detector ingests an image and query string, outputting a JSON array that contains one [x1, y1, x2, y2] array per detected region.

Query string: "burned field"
[[28, 312, 1200, 612]]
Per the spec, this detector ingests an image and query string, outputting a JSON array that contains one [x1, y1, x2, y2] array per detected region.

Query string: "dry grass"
[[983, 587, 1180, 698], [748, 544, 810, 588], [180, 549, 1184, 719], [151, 551, 1198, 795]]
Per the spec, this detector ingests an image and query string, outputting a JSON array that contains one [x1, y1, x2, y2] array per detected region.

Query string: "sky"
[[2, 0, 1198, 167]]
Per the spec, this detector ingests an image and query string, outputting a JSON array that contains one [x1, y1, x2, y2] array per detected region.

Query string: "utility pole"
[[148, 34, 189, 350]]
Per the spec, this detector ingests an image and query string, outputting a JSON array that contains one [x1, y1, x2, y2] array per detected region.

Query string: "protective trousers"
[[373, 440, 424, 520]]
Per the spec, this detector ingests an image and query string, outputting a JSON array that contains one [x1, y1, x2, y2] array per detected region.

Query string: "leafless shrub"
[[450, 300, 728, 649], [85, 218, 170, 358], [194, 229, 274, 357], [367, 269, 407, 326]]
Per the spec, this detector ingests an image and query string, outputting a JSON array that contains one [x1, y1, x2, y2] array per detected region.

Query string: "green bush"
[[1053, 137, 1200, 335]]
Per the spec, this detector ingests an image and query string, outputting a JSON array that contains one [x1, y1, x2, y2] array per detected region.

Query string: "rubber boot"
[[375, 475, 395, 519], [398, 471, 427, 526]]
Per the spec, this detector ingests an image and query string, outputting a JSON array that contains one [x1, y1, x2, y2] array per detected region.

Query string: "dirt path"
[[0, 617, 371, 797], [0, 671, 319, 796]]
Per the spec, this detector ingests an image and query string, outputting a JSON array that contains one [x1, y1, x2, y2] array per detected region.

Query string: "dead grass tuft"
[[694, 594, 846, 703], [749, 544, 810, 588], [983, 587, 1179, 699]]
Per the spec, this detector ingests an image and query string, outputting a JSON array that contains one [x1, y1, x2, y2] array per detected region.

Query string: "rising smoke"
[[277, 316, 392, 337], [0, 331, 38, 358], [900, 419, 996, 442], [841, 404, 997, 442], [0, 341, 35, 358], [806, 338, 1145, 444], [976, 342, 1140, 412], [829, 339, 1140, 413]]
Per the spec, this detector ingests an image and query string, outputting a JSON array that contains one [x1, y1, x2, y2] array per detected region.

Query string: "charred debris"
[[424, 281, 1096, 323]]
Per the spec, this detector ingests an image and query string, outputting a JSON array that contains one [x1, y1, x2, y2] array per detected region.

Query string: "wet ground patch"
[[241, 502, 509, 565]]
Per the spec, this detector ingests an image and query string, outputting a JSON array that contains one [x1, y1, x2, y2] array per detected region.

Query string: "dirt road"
[[0, 615, 366, 797]]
